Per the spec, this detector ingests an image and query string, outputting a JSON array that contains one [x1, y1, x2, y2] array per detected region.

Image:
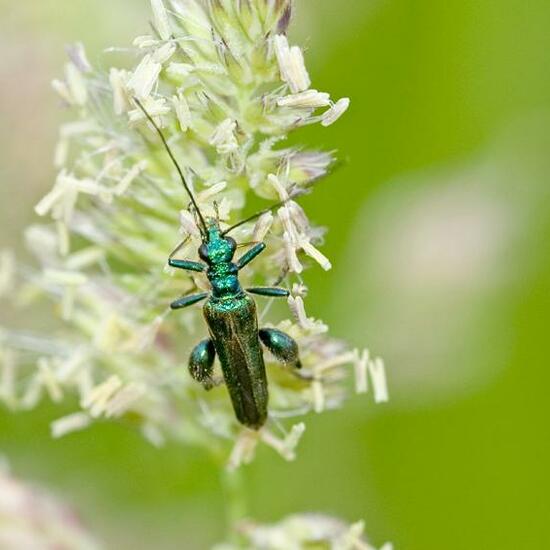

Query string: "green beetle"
[[135, 99, 301, 430]]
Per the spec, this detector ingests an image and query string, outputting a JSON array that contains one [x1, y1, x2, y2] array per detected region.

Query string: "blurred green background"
[[1, 1, 549, 548]]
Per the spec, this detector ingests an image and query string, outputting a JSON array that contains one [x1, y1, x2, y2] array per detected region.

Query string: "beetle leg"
[[170, 292, 209, 310], [168, 235, 206, 273], [189, 338, 217, 390], [271, 266, 290, 287], [168, 258, 206, 273], [247, 287, 289, 298], [237, 242, 266, 270], [259, 328, 301, 369], [168, 236, 191, 259]]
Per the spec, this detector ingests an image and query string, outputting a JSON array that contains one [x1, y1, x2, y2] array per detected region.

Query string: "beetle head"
[[199, 218, 237, 264]]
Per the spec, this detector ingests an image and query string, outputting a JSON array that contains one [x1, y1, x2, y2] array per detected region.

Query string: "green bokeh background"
[[1, 1, 549, 548]]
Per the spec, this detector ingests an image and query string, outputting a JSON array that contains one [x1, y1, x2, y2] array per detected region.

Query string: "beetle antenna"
[[133, 97, 208, 237], [222, 189, 305, 236], [223, 155, 346, 236]]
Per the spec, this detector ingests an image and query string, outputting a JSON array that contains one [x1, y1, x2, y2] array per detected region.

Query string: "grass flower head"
[[1, 0, 387, 465]]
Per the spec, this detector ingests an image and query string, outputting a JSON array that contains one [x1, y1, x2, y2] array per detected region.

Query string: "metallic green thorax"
[[169, 218, 300, 430], [200, 223, 241, 299]]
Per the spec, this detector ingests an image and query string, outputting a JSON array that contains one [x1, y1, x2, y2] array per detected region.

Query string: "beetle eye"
[[226, 237, 237, 251], [199, 244, 209, 261]]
